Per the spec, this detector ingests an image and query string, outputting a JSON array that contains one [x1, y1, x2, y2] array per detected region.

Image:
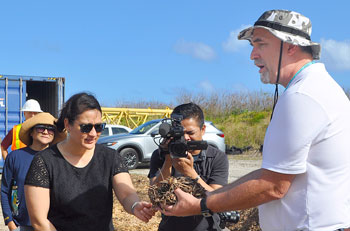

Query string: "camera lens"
[[170, 141, 187, 158]]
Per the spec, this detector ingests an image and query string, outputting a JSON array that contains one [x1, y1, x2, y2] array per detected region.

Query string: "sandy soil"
[[113, 153, 263, 231]]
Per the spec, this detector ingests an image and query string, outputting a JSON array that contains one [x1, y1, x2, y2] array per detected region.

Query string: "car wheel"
[[120, 148, 139, 170]]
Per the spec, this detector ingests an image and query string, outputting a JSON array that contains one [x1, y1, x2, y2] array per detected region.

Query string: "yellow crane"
[[101, 107, 173, 129]]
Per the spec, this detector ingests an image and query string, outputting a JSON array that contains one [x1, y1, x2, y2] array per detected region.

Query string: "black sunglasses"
[[34, 125, 56, 135], [79, 123, 106, 133]]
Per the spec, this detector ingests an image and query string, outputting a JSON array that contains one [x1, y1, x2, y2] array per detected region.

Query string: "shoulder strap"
[[206, 214, 222, 231]]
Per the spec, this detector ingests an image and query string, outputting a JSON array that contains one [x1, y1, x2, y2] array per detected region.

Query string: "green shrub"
[[214, 110, 271, 149]]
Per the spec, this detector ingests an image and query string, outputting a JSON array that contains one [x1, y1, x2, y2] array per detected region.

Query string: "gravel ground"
[[130, 154, 263, 183]]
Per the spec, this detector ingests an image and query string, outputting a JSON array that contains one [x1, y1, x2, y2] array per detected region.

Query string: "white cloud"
[[222, 24, 251, 53], [174, 39, 216, 61], [231, 83, 249, 92], [199, 80, 215, 92], [320, 39, 350, 71]]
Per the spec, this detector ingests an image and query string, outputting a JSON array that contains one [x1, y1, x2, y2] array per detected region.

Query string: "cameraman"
[[148, 102, 229, 231]]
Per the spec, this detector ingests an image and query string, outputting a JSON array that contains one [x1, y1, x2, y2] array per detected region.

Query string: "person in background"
[[1, 112, 65, 231], [148, 102, 229, 231], [161, 10, 350, 231], [1, 99, 42, 160], [24, 92, 155, 231]]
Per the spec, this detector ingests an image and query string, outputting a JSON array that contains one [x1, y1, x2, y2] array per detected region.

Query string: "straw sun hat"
[[19, 112, 67, 146]]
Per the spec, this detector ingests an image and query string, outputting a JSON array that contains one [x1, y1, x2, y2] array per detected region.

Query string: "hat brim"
[[21, 109, 43, 112], [238, 26, 321, 60], [19, 112, 67, 146]]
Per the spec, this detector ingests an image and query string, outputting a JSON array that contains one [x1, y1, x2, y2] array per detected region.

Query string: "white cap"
[[21, 99, 43, 112]]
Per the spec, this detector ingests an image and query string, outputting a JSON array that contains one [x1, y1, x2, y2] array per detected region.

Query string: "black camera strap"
[[170, 149, 222, 230], [194, 150, 223, 231], [193, 149, 206, 171], [206, 215, 222, 231]]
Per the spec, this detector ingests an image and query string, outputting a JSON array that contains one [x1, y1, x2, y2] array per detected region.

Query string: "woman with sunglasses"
[[1, 112, 64, 231], [24, 92, 155, 231]]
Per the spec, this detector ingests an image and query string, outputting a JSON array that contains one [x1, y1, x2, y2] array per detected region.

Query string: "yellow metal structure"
[[101, 107, 173, 129]]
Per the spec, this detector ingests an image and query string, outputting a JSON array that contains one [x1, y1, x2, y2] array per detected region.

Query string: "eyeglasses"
[[34, 125, 56, 135], [79, 123, 106, 133]]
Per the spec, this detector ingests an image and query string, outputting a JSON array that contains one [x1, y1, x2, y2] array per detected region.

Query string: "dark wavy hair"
[[56, 92, 102, 132], [171, 102, 204, 128]]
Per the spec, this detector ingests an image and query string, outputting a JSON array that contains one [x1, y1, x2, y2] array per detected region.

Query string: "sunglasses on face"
[[79, 123, 106, 133], [34, 125, 56, 135]]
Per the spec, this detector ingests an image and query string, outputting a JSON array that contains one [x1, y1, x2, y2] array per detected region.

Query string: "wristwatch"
[[200, 197, 213, 217], [194, 175, 200, 182]]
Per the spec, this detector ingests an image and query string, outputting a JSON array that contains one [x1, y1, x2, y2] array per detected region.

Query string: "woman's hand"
[[8, 221, 17, 231], [132, 201, 156, 222]]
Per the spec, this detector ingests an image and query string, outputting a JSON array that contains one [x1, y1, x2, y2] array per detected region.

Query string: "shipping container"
[[0, 75, 65, 169]]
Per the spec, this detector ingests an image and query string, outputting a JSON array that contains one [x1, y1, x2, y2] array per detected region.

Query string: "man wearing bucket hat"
[[1, 99, 43, 160], [1, 112, 65, 231], [161, 10, 350, 230]]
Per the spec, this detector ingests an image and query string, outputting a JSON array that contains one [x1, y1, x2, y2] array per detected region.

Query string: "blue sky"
[[0, 1, 349, 106]]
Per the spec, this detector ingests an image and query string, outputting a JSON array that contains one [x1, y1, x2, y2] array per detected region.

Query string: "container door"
[[26, 77, 65, 117], [0, 77, 26, 166], [57, 77, 65, 116]]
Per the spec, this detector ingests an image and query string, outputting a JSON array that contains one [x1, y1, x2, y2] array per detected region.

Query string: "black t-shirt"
[[25, 144, 128, 231], [148, 145, 229, 231]]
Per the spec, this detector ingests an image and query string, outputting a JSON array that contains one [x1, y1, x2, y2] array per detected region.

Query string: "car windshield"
[[130, 120, 160, 134]]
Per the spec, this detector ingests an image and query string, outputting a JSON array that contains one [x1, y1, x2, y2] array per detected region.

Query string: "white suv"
[[100, 124, 132, 137]]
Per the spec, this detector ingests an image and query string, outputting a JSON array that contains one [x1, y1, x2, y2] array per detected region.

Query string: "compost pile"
[[148, 176, 207, 207], [112, 174, 261, 231]]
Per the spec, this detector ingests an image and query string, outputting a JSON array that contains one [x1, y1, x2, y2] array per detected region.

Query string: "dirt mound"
[[112, 174, 261, 231], [148, 176, 206, 207]]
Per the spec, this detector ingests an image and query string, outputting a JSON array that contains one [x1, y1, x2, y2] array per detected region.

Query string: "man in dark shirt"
[[148, 102, 228, 231]]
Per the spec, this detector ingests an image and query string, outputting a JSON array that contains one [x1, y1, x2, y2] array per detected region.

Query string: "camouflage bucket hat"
[[238, 10, 321, 60]]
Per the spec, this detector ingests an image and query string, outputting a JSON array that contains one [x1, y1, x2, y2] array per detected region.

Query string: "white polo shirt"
[[259, 63, 350, 231]]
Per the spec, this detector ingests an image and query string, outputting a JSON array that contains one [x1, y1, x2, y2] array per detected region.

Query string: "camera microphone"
[[187, 141, 208, 150], [159, 123, 171, 137]]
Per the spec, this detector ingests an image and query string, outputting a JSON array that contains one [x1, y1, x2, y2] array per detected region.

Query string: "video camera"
[[158, 114, 208, 158], [218, 211, 240, 228]]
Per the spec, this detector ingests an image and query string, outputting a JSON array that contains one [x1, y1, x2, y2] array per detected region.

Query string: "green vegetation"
[[213, 110, 271, 149], [176, 91, 273, 149]]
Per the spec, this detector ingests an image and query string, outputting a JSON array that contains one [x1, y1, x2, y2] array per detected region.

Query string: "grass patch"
[[213, 110, 271, 149]]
